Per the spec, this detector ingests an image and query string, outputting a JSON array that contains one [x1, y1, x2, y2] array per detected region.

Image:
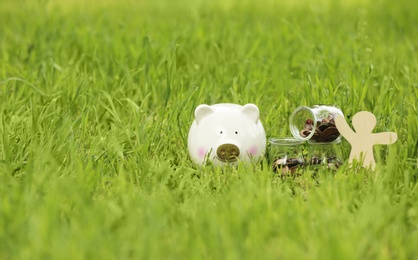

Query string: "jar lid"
[[269, 137, 305, 146], [289, 106, 316, 141], [307, 139, 341, 145]]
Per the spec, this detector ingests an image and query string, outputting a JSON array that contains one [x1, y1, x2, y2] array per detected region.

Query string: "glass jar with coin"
[[269, 138, 305, 175], [289, 105, 343, 142]]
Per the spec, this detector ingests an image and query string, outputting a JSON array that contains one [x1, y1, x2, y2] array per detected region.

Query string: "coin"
[[299, 117, 340, 142]]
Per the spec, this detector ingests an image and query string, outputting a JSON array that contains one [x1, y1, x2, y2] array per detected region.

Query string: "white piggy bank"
[[187, 103, 267, 166]]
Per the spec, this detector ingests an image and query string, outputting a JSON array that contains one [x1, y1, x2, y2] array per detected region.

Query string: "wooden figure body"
[[335, 111, 397, 170]]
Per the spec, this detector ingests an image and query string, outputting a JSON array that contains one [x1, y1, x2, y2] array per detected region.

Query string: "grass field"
[[1, 0, 418, 258]]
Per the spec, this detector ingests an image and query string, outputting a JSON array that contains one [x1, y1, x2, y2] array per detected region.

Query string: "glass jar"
[[307, 140, 343, 170], [269, 138, 305, 175], [289, 105, 343, 142]]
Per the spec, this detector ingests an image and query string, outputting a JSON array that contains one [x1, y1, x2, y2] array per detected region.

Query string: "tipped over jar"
[[289, 105, 343, 142]]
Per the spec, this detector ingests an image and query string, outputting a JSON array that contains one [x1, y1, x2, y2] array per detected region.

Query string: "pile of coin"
[[272, 157, 304, 174], [272, 156, 342, 174], [300, 116, 339, 142], [309, 156, 342, 170]]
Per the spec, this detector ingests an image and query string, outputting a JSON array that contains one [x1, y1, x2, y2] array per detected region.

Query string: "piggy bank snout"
[[216, 143, 240, 162]]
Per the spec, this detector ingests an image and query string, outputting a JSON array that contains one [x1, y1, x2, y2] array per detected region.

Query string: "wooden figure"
[[335, 111, 397, 170]]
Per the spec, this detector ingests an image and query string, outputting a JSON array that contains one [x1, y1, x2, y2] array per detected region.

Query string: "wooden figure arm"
[[372, 132, 398, 145], [335, 115, 355, 142]]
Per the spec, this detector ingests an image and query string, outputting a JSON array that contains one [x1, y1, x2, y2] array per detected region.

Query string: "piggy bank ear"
[[241, 104, 260, 123], [194, 104, 214, 124]]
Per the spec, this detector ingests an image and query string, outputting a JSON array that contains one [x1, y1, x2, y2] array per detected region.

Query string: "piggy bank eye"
[[235, 131, 238, 134], [220, 131, 223, 134]]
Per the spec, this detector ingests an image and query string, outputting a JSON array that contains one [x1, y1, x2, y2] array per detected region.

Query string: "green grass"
[[1, 0, 418, 258]]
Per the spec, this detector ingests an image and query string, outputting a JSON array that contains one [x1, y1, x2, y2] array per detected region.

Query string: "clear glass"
[[269, 138, 305, 175], [307, 140, 343, 170], [289, 105, 343, 142]]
